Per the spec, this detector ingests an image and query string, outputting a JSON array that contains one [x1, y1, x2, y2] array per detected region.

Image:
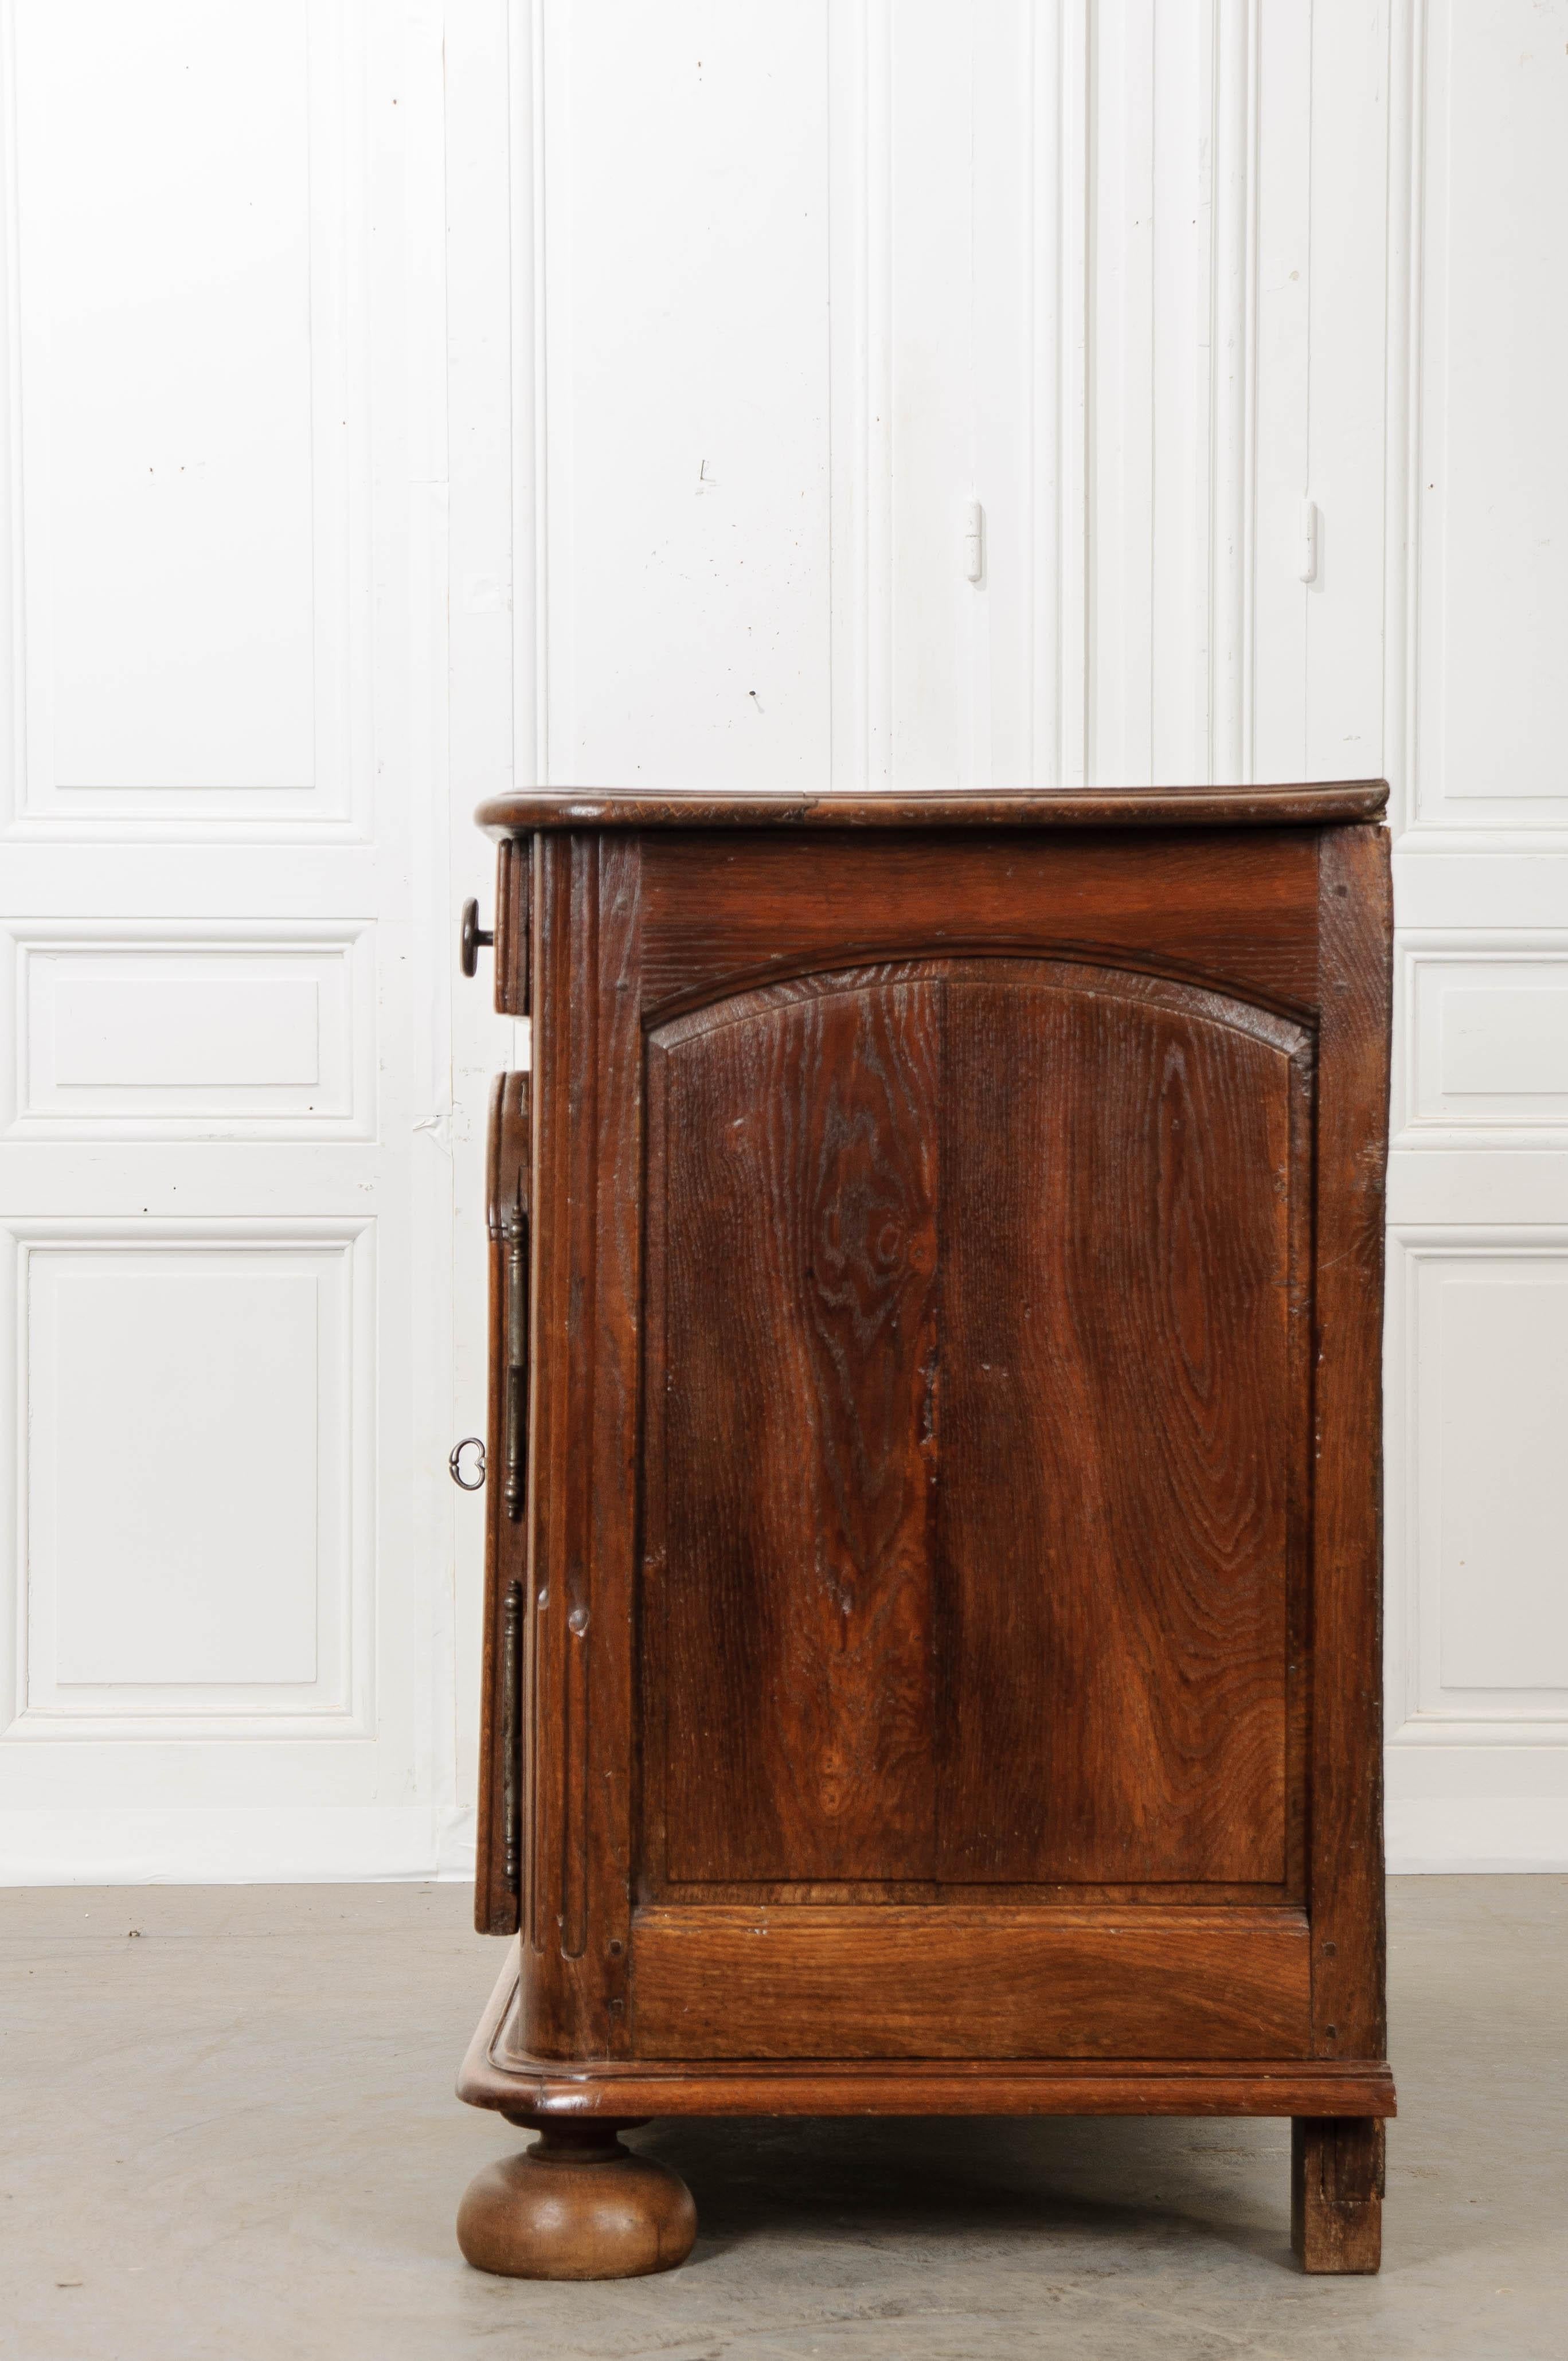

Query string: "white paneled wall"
[[514, 0, 1319, 794], [0, 0, 513, 1882], [1383, 0, 1568, 1867], [2, 1, 1563, 1877]]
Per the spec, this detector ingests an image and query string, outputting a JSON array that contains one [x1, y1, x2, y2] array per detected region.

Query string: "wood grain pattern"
[[463, 806, 1393, 2276], [492, 835, 529, 1015], [474, 1070, 530, 1935], [462, 1948, 1394, 2120], [479, 783, 1389, 833], [518, 835, 591, 2051], [644, 959, 1305, 1895], [1292, 2117, 1385, 2272], [585, 836, 644, 2045], [517, 836, 647, 2058], [936, 966, 1304, 1885], [1309, 826, 1393, 2061], [628, 1906, 1310, 2061], [458, 2121, 695, 2280], [649, 976, 941, 1883], [636, 830, 1323, 1018]]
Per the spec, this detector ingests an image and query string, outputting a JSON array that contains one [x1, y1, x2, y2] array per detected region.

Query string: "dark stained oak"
[[457, 2118, 695, 2280], [648, 973, 941, 1885], [479, 781, 1388, 832], [637, 828, 1324, 1015], [933, 964, 1304, 1886], [628, 1905, 1310, 2060], [1292, 2116, 1385, 2272], [643, 960, 1305, 1894], [1309, 825, 1394, 2061], [473, 1070, 530, 1936], [460, 1943, 1397, 2121], [459, 786, 1394, 2278]]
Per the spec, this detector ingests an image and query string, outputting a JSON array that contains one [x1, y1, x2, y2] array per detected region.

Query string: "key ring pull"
[[449, 1436, 487, 1491]]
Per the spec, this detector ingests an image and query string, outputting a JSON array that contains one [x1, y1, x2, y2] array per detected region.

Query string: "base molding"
[[0, 1805, 476, 1885], [1385, 1789, 1568, 1873], [459, 1945, 1397, 2121]]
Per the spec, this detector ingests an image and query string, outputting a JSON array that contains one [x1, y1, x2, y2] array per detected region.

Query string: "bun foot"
[[457, 2117, 697, 2280]]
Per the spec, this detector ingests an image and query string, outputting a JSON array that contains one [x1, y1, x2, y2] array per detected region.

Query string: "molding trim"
[[510, 0, 548, 787], [1393, 932, 1568, 1151], [1385, 1224, 1568, 1752], [0, 1804, 476, 1885], [0, 0, 373, 842], [2, 919, 377, 1141], [1391, 0, 1568, 842], [1038, 0, 1089, 785], [2, 1218, 376, 1742], [1386, 1792, 1568, 1875], [1210, 0, 1260, 784], [827, 0, 894, 789], [1085, 0, 1260, 785]]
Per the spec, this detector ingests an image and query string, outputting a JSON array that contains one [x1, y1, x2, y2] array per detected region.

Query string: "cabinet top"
[[478, 781, 1387, 835]]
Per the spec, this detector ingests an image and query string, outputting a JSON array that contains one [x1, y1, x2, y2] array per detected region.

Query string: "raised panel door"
[[641, 955, 1311, 1901]]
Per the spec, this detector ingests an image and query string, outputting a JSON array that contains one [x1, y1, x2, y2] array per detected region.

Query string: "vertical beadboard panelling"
[[1086, 0, 1262, 788], [875, 0, 1079, 792], [1051, 1, 1091, 786], [510, 0, 549, 785], [1088, 0, 1156, 783], [887, 1, 971, 788], [971, 1, 1077, 789], [1208, 0, 1257, 783], [1304, 0, 1389, 790], [828, 0, 893, 788], [1249, 0, 1311, 782], [1148, 0, 1214, 784], [517, 1, 1081, 798], [533, 3, 836, 788]]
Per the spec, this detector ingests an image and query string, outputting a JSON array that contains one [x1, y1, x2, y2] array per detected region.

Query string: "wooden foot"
[[1291, 2117, 1384, 2273], [456, 2117, 697, 2280]]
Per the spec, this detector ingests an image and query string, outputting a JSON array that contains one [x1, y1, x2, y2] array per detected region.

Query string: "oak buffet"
[[453, 784, 1395, 2281]]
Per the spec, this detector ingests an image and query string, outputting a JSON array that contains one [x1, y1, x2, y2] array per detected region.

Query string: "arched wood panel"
[[640, 959, 1312, 1895]]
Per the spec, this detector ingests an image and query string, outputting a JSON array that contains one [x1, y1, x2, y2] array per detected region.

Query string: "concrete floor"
[[1, 1879, 1562, 2360]]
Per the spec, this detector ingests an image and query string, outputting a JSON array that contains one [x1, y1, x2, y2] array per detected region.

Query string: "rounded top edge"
[[475, 782, 1390, 836]]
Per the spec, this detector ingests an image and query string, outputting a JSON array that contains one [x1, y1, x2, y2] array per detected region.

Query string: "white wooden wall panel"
[[12, 1224, 372, 1737], [1395, 939, 1568, 1146], [0, 0, 474, 1883], [1389, 1239, 1568, 1716], [5, 923, 374, 1138], [3, 0, 1561, 1877], [5, 0, 371, 833], [503, 0, 1564, 1874], [1386, 1, 1568, 1866], [1409, 0, 1568, 828], [516, 2, 1315, 799]]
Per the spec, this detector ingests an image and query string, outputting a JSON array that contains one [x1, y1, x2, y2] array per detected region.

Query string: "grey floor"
[[1, 1879, 1563, 2361]]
